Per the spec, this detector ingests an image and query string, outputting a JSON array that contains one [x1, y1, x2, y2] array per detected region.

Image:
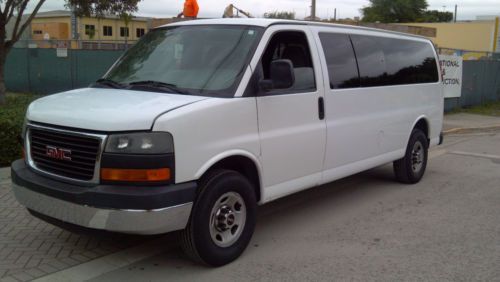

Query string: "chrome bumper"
[[12, 183, 193, 235]]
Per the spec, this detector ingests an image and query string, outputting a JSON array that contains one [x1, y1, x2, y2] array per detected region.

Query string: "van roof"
[[158, 18, 430, 41]]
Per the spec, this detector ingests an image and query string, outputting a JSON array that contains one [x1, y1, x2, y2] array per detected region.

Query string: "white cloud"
[[26, 0, 500, 20]]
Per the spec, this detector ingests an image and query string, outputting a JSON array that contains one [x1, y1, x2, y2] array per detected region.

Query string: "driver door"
[[246, 25, 327, 202]]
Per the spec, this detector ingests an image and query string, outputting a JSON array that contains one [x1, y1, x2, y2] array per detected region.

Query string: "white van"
[[12, 19, 443, 266]]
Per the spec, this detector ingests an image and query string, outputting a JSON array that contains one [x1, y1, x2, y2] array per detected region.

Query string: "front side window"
[[256, 31, 316, 95], [103, 25, 263, 98]]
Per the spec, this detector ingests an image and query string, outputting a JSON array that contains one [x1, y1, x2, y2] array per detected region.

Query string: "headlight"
[[105, 132, 174, 154]]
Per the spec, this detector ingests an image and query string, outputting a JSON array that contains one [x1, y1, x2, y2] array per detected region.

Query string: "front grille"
[[29, 127, 101, 181]]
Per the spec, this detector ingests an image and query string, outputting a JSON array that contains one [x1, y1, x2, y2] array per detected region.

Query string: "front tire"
[[181, 169, 256, 266], [393, 129, 428, 184]]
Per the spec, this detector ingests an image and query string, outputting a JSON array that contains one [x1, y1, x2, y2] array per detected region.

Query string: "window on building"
[[103, 26, 113, 37], [120, 27, 129, 37], [85, 25, 96, 36], [33, 30, 43, 35], [136, 28, 145, 38]]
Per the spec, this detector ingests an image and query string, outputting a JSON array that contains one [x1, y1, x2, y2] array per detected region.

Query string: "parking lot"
[[1, 129, 500, 281]]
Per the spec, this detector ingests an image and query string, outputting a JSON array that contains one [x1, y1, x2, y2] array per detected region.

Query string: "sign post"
[[439, 55, 463, 98]]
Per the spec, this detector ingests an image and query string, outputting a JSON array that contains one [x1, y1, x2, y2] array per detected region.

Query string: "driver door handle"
[[318, 97, 325, 120]]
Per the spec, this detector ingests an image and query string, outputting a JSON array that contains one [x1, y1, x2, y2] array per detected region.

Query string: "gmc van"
[[12, 19, 444, 266]]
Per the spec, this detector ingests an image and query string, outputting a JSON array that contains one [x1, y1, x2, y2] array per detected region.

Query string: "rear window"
[[350, 35, 439, 87]]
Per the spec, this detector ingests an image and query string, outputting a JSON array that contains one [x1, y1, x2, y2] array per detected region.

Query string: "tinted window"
[[351, 35, 439, 87], [381, 38, 439, 84], [319, 33, 360, 89], [350, 35, 387, 87]]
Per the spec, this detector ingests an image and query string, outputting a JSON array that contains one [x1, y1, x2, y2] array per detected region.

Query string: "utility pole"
[[311, 0, 316, 20], [454, 5, 457, 22]]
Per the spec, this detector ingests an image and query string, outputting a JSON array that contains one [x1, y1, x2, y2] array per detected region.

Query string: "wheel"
[[181, 169, 256, 266], [393, 129, 428, 184]]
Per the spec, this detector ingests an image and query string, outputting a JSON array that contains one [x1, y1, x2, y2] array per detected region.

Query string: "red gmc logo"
[[46, 145, 72, 161]]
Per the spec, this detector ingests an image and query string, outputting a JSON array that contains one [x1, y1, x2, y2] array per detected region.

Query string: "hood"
[[27, 88, 209, 131]]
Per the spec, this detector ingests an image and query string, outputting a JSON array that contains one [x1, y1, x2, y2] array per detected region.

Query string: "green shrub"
[[0, 94, 40, 167]]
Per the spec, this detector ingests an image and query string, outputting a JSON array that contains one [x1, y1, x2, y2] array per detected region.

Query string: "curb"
[[443, 125, 500, 135]]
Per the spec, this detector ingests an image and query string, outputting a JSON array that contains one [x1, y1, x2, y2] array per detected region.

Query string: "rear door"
[[246, 25, 327, 201]]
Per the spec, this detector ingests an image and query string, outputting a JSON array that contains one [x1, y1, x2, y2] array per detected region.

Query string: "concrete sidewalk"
[[443, 113, 500, 134]]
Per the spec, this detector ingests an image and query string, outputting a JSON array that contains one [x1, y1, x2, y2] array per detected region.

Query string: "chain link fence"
[[438, 47, 500, 61], [14, 39, 139, 51]]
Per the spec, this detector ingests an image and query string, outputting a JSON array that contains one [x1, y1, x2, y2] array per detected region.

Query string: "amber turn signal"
[[101, 168, 171, 182]]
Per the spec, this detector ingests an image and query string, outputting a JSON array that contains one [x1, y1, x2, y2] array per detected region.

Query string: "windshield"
[[101, 25, 263, 98]]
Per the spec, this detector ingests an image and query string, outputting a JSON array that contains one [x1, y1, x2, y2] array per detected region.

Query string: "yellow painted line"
[[449, 151, 500, 161], [443, 125, 500, 135]]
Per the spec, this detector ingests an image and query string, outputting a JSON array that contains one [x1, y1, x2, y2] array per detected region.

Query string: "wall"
[[403, 21, 498, 52], [31, 16, 148, 43], [5, 48, 123, 95], [444, 60, 500, 112], [79, 17, 148, 41], [31, 22, 70, 40]]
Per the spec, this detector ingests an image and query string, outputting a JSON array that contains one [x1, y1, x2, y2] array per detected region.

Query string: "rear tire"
[[181, 169, 256, 266], [393, 129, 428, 184]]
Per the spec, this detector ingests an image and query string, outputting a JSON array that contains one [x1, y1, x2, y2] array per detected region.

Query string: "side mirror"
[[259, 59, 295, 92]]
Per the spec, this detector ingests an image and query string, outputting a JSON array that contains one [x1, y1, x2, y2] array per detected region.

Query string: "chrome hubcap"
[[209, 192, 246, 248], [411, 141, 424, 172]]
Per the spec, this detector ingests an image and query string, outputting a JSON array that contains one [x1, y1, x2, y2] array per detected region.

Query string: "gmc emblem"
[[46, 146, 72, 161]]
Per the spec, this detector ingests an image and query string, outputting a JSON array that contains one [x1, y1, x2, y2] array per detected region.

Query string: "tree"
[[361, 0, 428, 23], [0, 0, 141, 105], [419, 10, 453, 22], [264, 11, 295, 20]]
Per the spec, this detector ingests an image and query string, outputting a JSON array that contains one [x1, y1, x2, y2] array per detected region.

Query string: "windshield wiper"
[[94, 78, 126, 89], [128, 80, 187, 94]]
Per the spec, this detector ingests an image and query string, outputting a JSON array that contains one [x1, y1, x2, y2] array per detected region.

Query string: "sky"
[[27, 0, 500, 21]]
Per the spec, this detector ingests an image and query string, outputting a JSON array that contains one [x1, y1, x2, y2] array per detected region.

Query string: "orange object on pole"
[[183, 0, 199, 18]]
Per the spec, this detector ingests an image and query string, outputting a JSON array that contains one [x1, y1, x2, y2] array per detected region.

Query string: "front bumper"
[[11, 160, 196, 235]]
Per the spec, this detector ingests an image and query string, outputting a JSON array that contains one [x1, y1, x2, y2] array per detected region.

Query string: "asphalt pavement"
[[1, 113, 500, 282], [84, 131, 500, 282]]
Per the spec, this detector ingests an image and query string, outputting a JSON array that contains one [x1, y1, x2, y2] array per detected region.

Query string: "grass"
[[449, 101, 500, 117]]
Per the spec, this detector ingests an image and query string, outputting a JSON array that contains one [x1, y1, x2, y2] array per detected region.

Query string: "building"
[[30, 10, 151, 49], [401, 18, 500, 53]]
